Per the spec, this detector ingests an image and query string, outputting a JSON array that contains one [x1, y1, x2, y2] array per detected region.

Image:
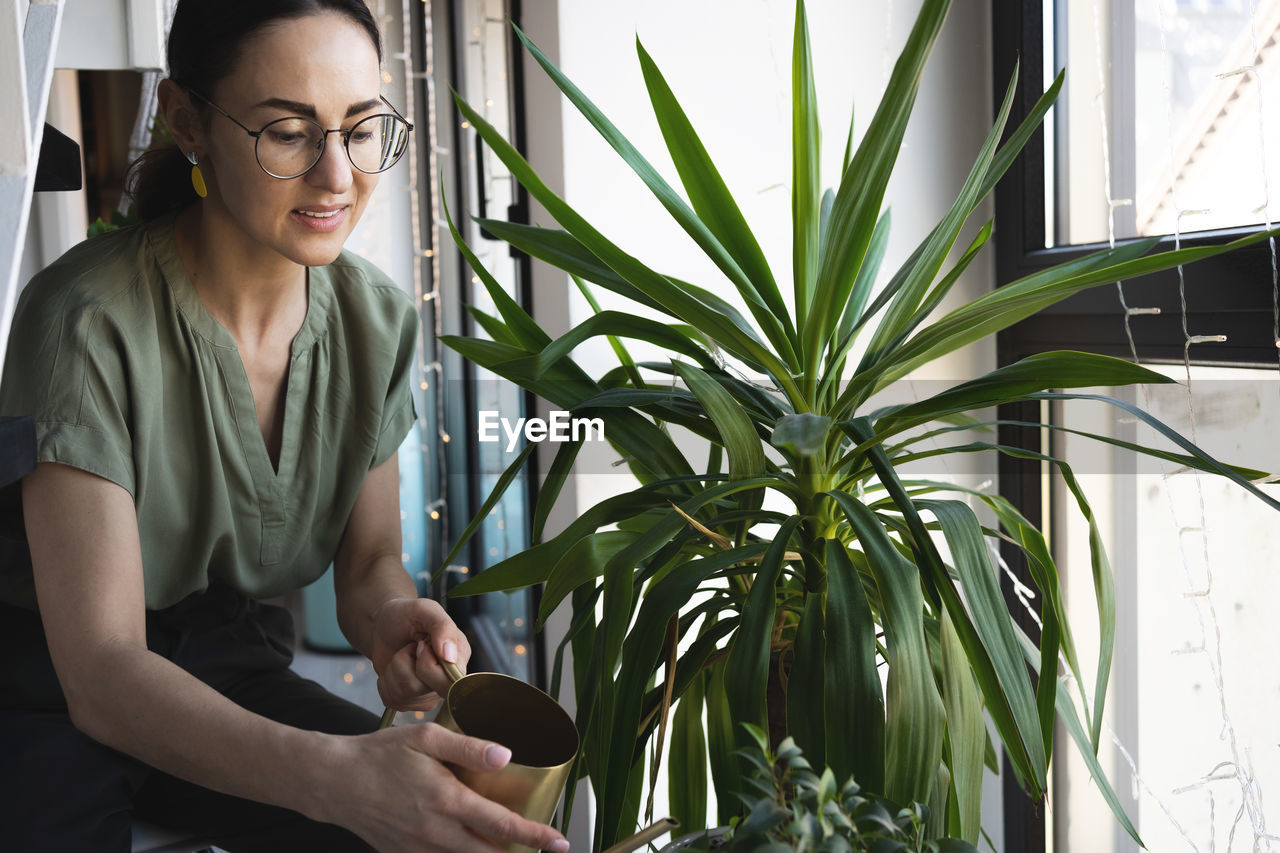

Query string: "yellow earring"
[[186, 151, 208, 198]]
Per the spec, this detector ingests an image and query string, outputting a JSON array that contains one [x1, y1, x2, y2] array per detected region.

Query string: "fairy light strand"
[[1090, 0, 1148, 337], [1156, 0, 1273, 844], [1072, 1, 1278, 849], [423, 0, 450, 568], [1230, 0, 1280, 369], [395, 0, 450, 578]]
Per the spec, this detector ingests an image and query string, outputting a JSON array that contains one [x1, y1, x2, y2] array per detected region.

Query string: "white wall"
[[18, 70, 88, 289], [54, 0, 167, 71], [544, 0, 998, 500], [522, 0, 1002, 845]]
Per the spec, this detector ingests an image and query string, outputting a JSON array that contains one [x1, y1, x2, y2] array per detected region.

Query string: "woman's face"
[[198, 13, 384, 268]]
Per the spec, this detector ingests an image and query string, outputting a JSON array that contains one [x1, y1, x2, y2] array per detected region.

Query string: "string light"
[[1073, 1, 1280, 847], [397, 0, 451, 579]]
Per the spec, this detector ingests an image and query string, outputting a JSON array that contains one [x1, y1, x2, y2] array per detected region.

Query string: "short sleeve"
[[0, 271, 137, 495], [370, 291, 419, 469]]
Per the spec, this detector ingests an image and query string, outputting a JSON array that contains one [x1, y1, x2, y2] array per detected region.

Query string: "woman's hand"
[[369, 596, 472, 710], [318, 723, 571, 853]]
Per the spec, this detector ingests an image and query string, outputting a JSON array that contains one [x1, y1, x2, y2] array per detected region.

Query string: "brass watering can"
[[380, 661, 578, 853], [381, 666, 681, 853]]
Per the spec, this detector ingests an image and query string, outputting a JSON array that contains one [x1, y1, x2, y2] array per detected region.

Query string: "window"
[[416, 0, 542, 685], [1048, 0, 1280, 247], [994, 3, 1279, 851], [1051, 366, 1280, 853]]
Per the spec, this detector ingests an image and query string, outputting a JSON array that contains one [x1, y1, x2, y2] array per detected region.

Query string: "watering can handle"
[[377, 651, 468, 729], [442, 660, 466, 684]]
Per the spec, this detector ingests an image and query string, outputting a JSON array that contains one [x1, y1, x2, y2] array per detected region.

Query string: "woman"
[[0, 2, 570, 851]]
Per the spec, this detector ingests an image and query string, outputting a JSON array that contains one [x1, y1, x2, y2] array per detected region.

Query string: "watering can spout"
[[602, 817, 680, 853]]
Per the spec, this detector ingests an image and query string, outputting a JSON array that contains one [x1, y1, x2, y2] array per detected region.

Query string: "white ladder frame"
[[0, 0, 65, 379]]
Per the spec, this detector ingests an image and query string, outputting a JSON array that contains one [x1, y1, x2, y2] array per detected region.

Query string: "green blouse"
[[0, 214, 417, 610]]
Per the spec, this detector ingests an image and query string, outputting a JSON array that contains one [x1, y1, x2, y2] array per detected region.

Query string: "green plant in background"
[[439, 0, 1280, 848], [87, 204, 139, 237], [710, 723, 976, 853]]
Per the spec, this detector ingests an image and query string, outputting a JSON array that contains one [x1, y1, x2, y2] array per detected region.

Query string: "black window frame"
[[994, 4, 1278, 367], [993, 3, 1277, 851], [410, 0, 545, 689]]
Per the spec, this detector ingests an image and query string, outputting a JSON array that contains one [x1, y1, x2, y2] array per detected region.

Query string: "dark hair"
[[127, 0, 383, 220]]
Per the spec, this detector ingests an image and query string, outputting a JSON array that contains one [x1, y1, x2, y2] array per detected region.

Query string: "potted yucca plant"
[[436, 0, 1280, 848]]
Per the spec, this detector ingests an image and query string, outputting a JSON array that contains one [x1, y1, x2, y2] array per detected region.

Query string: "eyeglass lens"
[[256, 114, 411, 178]]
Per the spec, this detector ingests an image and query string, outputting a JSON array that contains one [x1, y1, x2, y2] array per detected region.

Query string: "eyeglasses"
[[187, 89, 414, 179]]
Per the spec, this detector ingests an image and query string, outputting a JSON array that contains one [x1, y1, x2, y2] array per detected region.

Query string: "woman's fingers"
[[383, 597, 456, 644], [335, 726, 564, 852], [408, 725, 570, 852], [399, 598, 473, 673], [377, 642, 442, 711], [413, 636, 466, 694], [411, 722, 512, 770], [452, 791, 571, 853], [371, 598, 473, 697]]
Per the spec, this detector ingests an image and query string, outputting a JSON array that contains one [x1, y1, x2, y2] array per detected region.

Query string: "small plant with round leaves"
[[711, 724, 977, 853]]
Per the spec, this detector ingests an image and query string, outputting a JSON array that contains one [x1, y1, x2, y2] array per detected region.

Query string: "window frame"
[[411, 0, 546, 688], [993, 4, 1277, 851], [994, 3, 1278, 369]]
